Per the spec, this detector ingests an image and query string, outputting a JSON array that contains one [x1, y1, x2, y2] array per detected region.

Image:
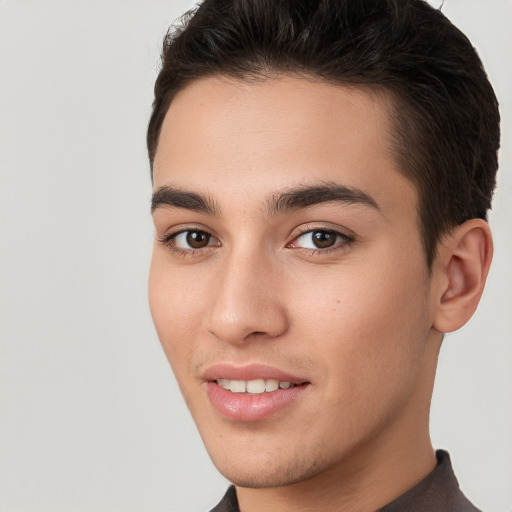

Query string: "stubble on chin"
[[210, 439, 330, 489]]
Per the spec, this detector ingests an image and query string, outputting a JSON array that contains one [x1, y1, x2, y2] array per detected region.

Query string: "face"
[[149, 76, 441, 488]]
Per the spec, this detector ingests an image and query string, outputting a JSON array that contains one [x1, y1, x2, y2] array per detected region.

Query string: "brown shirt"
[[209, 451, 481, 512]]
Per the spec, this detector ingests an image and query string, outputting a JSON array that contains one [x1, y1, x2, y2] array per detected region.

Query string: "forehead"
[[153, 75, 417, 219]]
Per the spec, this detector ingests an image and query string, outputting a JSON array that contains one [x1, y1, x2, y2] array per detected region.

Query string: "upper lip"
[[202, 363, 308, 384]]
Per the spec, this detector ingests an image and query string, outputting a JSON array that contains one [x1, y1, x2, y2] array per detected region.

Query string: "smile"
[[202, 363, 311, 421], [216, 378, 296, 394]]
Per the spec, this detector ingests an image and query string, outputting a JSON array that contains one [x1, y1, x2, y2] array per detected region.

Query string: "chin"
[[217, 461, 321, 489], [205, 438, 331, 489]]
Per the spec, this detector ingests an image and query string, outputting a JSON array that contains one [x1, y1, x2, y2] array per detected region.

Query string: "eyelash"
[[158, 228, 219, 258], [158, 226, 354, 258], [288, 228, 354, 256]]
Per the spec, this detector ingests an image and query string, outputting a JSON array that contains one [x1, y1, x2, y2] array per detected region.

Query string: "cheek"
[[292, 257, 430, 400], [148, 252, 207, 377]]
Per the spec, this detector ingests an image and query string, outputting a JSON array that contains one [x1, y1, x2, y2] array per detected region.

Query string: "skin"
[[149, 76, 492, 512]]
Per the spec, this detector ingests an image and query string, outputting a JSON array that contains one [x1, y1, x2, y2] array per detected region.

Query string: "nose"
[[207, 250, 289, 345]]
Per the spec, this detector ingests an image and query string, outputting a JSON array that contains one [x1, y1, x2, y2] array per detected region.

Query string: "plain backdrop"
[[0, 1, 510, 511]]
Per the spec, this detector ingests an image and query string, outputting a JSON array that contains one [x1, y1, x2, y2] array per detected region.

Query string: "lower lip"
[[206, 381, 309, 422]]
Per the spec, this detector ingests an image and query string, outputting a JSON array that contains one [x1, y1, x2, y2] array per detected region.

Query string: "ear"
[[432, 219, 493, 334]]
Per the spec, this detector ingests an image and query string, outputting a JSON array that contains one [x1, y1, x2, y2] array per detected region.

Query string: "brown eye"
[[290, 229, 352, 252], [166, 229, 219, 251], [185, 230, 211, 248], [311, 230, 337, 248]]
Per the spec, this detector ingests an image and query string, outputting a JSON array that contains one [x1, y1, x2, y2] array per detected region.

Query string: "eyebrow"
[[151, 186, 219, 215], [151, 182, 380, 216], [267, 182, 380, 215]]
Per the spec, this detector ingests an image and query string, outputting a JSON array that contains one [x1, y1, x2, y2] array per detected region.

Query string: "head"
[[147, 0, 499, 496]]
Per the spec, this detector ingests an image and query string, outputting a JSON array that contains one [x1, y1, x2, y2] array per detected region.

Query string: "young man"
[[147, 1, 500, 510]]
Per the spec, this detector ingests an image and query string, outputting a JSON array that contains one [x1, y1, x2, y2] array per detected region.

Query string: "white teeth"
[[246, 379, 266, 394], [217, 378, 229, 388], [217, 378, 297, 394], [229, 380, 247, 393], [265, 379, 279, 392]]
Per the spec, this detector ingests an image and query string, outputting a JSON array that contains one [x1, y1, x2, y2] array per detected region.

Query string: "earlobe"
[[433, 219, 493, 334]]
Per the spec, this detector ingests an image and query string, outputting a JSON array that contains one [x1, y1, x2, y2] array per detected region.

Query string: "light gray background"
[[0, 1, 510, 511]]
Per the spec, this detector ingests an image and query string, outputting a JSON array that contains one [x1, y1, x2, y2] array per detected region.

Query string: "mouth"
[[203, 364, 311, 421]]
